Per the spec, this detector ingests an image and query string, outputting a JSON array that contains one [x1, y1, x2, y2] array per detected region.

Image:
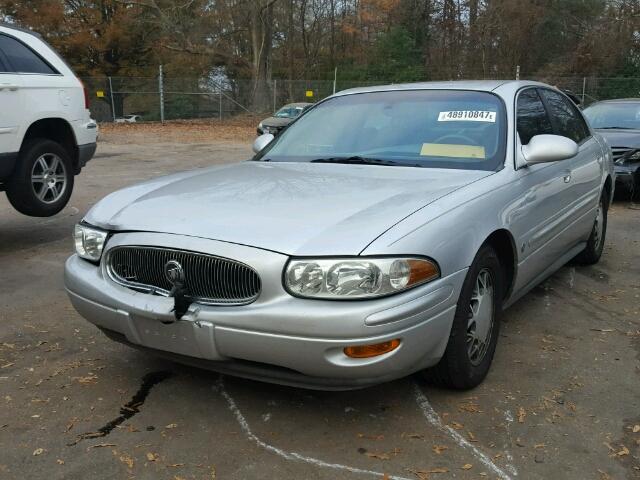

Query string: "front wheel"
[[424, 244, 503, 389], [5, 138, 74, 217], [574, 192, 607, 265]]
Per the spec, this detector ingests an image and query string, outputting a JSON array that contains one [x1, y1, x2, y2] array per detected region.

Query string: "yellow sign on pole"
[[305, 90, 314, 98], [96, 90, 105, 98]]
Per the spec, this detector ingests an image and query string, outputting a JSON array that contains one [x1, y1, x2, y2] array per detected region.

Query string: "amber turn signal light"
[[344, 339, 401, 358]]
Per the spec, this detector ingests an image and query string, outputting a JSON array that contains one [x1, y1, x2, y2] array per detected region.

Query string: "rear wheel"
[[574, 192, 607, 265], [424, 244, 503, 389], [6, 138, 74, 217]]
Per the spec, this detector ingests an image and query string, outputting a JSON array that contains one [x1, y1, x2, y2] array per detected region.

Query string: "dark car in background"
[[257, 102, 313, 136], [583, 99, 640, 196]]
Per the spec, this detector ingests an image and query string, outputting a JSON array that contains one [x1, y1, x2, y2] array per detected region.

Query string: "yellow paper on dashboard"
[[420, 143, 485, 159]]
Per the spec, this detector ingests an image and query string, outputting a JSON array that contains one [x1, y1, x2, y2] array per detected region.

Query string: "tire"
[[5, 138, 74, 217], [574, 192, 607, 265], [424, 244, 503, 390]]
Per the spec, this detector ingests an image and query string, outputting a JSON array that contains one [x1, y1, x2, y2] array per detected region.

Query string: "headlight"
[[74, 224, 108, 262], [284, 257, 439, 299], [619, 149, 640, 164]]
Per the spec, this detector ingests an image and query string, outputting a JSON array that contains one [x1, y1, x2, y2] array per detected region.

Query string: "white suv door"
[[0, 45, 23, 155]]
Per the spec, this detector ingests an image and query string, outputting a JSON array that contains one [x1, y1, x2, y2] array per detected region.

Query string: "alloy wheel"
[[593, 201, 604, 250], [31, 153, 67, 204], [466, 268, 495, 366]]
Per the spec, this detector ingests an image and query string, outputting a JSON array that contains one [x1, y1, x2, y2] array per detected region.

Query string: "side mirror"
[[252, 133, 275, 154], [522, 134, 578, 164]]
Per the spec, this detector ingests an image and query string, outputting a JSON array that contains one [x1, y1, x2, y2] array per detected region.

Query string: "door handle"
[[563, 173, 572, 183], [0, 83, 19, 91]]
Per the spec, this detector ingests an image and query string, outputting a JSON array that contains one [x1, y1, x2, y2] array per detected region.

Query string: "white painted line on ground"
[[502, 410, 519, 476], [216, 376, 412, 480], [412, 383, 516, 480]]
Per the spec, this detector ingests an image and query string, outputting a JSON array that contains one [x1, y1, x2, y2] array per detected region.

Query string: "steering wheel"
[[432, 134, 477, 145]]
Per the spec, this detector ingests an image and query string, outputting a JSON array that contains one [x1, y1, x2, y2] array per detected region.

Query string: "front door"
[[509, 87, 578, 293], [538, 88, 602, 245]]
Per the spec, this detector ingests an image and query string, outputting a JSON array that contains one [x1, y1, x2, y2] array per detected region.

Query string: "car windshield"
[[583, 102, 640, 129], [274, 106, 304, 118], [257, 90, 506, 170]]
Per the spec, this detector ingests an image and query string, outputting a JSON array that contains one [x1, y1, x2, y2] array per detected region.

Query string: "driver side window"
[[516, 88, 554, 145]]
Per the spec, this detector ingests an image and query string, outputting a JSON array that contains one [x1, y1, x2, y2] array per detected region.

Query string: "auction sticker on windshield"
[[438, 111, 496, 122]]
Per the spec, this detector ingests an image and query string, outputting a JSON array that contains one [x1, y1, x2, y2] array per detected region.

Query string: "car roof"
[[280, 102, 313, 108], [0, 22, 41, 38], [334, 80, 548, 96], [589, 98, 640, 105]]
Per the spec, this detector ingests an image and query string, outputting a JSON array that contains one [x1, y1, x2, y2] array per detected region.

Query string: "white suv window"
[[0, 34, 58, 75]]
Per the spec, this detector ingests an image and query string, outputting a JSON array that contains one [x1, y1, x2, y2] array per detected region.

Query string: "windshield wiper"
[[310, 156, 400, 166]]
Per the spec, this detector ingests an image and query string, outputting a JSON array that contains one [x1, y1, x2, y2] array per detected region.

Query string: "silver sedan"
[[65, 81, 614, 390]]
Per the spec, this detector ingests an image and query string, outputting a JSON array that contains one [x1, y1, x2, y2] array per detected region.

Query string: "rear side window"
[[516, 88, 553, 145], [539, 89, 590, 144], [0, 34, 57, 74]]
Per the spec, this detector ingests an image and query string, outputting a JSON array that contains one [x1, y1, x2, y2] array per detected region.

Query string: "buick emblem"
[[164, 260, 185, 285]]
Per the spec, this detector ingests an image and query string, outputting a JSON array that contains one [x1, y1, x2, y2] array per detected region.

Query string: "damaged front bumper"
[[64, 232, 465, 390]]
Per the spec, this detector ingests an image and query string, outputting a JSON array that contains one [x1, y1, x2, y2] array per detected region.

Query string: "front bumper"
[[64, 232, 465, 390], [614, 164, 638, 191]]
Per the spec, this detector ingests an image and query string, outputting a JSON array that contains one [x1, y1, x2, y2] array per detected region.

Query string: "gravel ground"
[[0, 126, 639, 480]]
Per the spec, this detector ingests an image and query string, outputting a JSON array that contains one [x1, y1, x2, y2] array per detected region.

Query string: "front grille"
[[106, 246, 261, 305], [611, 147, 633, 162]]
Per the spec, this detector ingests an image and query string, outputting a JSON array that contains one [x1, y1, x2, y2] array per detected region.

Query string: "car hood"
[[261, 117, 293, 128], [85, 161, 491, 256], [596, 129, 640, 148]]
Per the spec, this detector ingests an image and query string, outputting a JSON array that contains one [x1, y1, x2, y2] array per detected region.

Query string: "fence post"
[[333, 67, 337, 94], [219, 87, 222, 120], [582, 77, 586, 104], [108, 76, 116, 122], [159, 65, 165, 124], [515, 65, 520, 81], [273, 79, 277, 112]]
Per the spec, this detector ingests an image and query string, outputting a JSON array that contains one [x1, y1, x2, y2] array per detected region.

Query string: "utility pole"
[[159, 65, 165, 124], [582, 77, 587, 104], [515, 65, 520, 81]]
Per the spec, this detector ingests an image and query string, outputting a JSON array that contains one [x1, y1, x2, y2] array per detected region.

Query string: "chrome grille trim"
[[106, 246, 261, 306]]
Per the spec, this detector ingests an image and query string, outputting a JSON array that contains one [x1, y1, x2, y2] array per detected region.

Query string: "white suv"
[[0, 24, 97, 217]]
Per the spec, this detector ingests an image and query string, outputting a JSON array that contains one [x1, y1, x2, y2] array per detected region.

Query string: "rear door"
[[538, 88, 602, 245], [0, 35, 24, 155]]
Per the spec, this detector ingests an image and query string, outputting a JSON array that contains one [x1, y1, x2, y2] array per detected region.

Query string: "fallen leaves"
[[365, 448, 401, 461], [458, 401, 481, 413], [612, 445, 629, 457], [365, 451, 391, 460], [432, 445, 448, 455], [357, 433, 384, 441], [517, 407, 527, 423], [146, 452, 160, 462], [32, 448, 44, 456], [407, 467, 449, 479], [461, 463, 473, 470], [119, 454, 134, 469], [632, 425, 640, 433]]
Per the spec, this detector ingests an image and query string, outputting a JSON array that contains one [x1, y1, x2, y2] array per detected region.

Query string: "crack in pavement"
[[67, 370, 172, 446]]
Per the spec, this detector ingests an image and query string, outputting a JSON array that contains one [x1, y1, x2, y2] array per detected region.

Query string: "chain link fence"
[[81, 74, 640, 123]]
